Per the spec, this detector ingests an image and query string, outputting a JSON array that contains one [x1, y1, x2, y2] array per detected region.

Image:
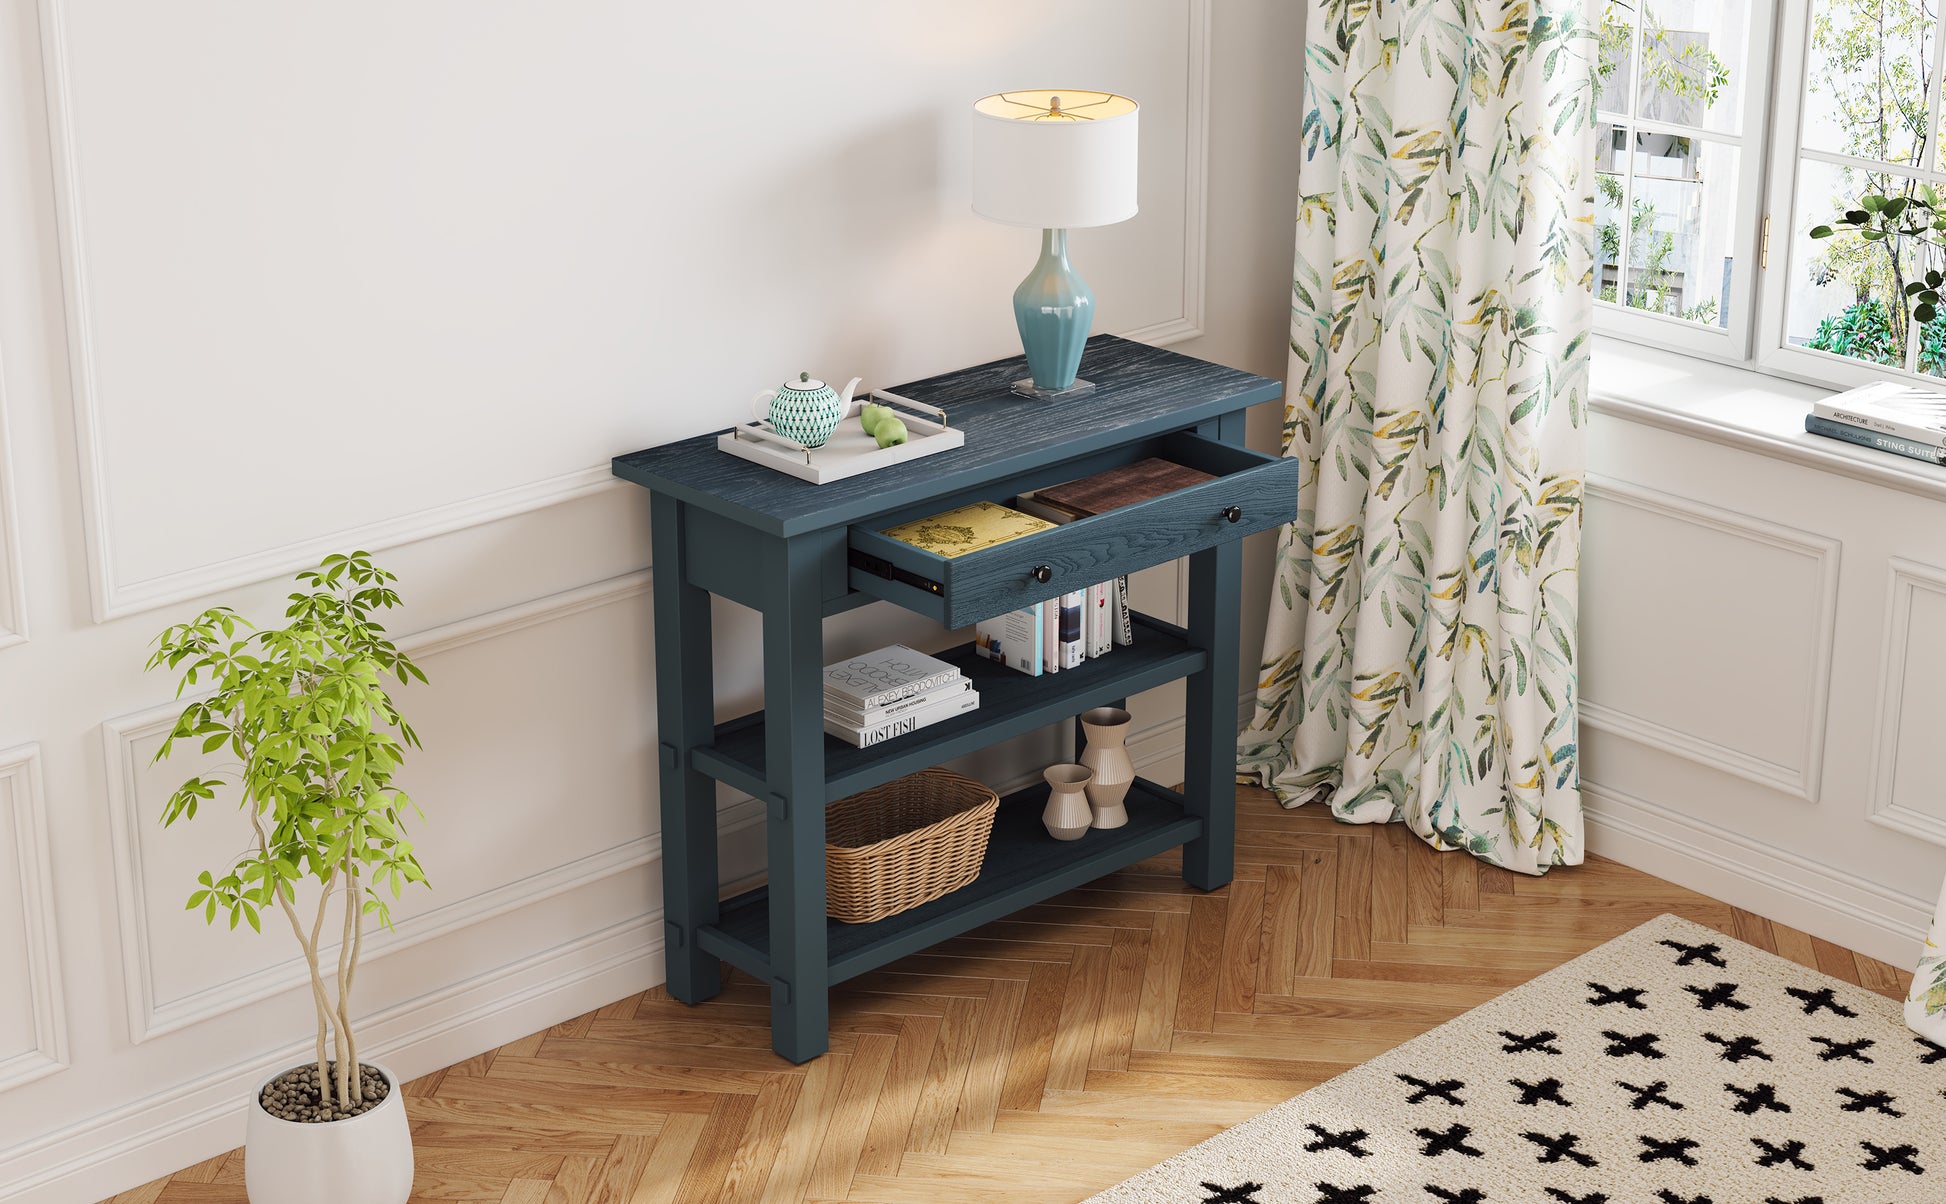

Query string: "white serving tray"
[[717, 390, 965, 485]]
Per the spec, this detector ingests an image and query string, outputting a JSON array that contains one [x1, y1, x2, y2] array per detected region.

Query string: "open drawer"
[[847, 431, 1300, 628]]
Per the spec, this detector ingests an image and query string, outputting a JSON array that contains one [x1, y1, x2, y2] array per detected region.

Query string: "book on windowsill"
[[1031, 458, 1217, 517], [1804, 414, 1946, 465], [822, 645, 963, 709], [878, 500, 1056, 558], [1811, 380, 1946, 449], [825, 687, 981, 748]]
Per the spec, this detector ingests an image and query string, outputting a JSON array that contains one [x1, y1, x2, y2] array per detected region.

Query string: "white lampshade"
[[971, 90, 1139, 229]]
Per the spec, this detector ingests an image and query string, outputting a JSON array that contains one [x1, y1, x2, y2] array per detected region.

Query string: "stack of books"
[[1806, 381, 1946, 465], [823, 645, 979, 748]]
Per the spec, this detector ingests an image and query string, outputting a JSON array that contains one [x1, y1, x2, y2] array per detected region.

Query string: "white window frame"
[[1753, 2, 1946, 391], [1593, 1, 1779, 362]]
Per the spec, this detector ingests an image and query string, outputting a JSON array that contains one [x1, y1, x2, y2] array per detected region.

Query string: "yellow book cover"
[[880, 501, 1056, 558]]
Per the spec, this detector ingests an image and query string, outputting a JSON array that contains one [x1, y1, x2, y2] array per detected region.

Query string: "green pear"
[[874, 416, 909, 448]]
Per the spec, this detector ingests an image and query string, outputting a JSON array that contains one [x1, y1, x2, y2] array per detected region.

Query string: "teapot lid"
[[782, 370, 826, 392]]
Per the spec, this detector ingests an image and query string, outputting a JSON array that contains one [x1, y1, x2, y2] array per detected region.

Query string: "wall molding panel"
[[1581, 477, 1841, 803], [36, 0, 1216, 623], [0, 338, 26, 650], [0, 745, 67, 1091], [1866, 558, 1946, 848], [102, 570, 686, 1042]]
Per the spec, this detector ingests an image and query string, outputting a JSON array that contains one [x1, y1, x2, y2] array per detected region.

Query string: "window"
[[1759, 0, 1946, 384], [1599, 1, 1946, 391], [1595, 1, 1772, 356]]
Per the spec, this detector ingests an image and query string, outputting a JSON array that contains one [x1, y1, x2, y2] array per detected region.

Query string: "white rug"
[[1084, 915, 1939, 1204]]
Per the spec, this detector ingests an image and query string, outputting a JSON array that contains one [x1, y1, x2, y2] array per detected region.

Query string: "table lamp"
[[971, 89, 1139, 400]]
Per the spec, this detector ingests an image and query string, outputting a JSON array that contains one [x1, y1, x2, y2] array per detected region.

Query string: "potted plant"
[[148, 551, 429, 1204]]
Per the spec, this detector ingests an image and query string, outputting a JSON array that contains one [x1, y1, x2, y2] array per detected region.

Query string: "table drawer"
[[847, 432, 1299, 628]]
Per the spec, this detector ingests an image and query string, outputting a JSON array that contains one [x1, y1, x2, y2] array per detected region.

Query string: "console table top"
[[611, 334, 1281, 537]]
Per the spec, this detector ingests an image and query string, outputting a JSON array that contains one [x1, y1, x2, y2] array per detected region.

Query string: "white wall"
[[0, 2, 1302, 1199]]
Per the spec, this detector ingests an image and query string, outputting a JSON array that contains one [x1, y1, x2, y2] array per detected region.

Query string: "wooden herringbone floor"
[[119, 786, 1911, 1204]]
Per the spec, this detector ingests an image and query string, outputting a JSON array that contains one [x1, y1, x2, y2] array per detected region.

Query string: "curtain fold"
[[1239, 0, 1599, 875]]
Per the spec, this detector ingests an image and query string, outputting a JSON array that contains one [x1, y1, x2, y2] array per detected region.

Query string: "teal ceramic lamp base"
[[1010, 228, 1096, 401]]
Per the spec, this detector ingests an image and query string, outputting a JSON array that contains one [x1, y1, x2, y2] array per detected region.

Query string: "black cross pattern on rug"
[[1658, 938, 1728, 968], [1499, 1029, 1562, 1055], [1424, 1188, 1486, 1203], [1752, 1138, 1814, 1171], [1763, 1197, 1826, 1204], [1543, 1191, 1610, 1204], [1510, 1076, 1571, 1107], [1917, 1037, 1946, 1064], [1617, 1079, 1683, 1110], [1304, 1124, 1373, 1158], [1601, 1030, 1666, 1059], [1398, 1073, 1466, 1105], [1200, 1183, 1263, 1204], [1654, 1192, 1713, 1204], [1785, 985, 1857, 1018], [1586, 981, 1647, 1009], [1860, 1141, 1924, 1174], [1638, 1135, 1701, 1166], [1835, 1086, 1902, 1116], [1724, 1081, 1790, 1115], [1683, 981, 1747, 1011], [1810, 1035, 1875, 1063], [1414, 1122, 1485, 1159], [1522, 1130, 1598, 1167], [1702, 1032, 1772, 1062], [1312, 1185, 1377, 1204]]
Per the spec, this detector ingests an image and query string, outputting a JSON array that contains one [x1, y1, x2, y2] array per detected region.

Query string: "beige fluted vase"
[[1078, 706, 1133, 830], [1042, 764, 1094, 841]]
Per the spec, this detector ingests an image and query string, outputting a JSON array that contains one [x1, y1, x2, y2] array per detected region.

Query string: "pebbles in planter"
[[258, 1061, 390, 1123]]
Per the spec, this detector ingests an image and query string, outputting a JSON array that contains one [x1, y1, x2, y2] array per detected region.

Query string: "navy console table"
[[612, 335, 1288, 1062]]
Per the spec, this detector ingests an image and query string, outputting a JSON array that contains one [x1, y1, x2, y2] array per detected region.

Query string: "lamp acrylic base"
[[1011, 377, 1097, 401]]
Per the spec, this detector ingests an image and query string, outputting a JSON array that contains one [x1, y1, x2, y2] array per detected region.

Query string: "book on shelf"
[[1042, 596, 1060, 674], [1059, 590, 1085, 669], [1033, 458, 1217, 517], [1086, 582, 1112, 657], [1811, 380, 1946, 449], [822, 644, 962, 709], [1804, 413, 1946, 465], [878, 500, 1055, 558], [975, 602, 1044, 676], [825, 687, 981, 748], [1113, 576, 1134, 645], [825, 678, 972, 729]]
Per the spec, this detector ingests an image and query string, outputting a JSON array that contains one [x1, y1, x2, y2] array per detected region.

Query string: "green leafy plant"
[[1812, 191, 1946, 326], [1803, 295, 1902, 364], [148, 552, 428, 1111]]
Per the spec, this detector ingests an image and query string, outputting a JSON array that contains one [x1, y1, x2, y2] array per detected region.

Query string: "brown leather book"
[[1033, 458, 1216, 517]]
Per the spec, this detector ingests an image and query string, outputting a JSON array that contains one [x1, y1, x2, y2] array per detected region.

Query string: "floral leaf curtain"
[[1238, 0, 1599, 875]]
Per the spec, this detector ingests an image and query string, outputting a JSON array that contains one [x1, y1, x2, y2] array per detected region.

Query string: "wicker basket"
[[825, 767, 999, 923]]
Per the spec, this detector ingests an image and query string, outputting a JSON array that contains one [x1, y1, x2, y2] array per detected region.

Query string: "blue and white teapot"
[[753, 371, 861, 449]]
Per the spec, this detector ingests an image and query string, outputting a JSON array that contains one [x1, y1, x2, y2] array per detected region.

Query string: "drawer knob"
[[1031, 565, 1054, 584], [1222, 505, 1243, 524]]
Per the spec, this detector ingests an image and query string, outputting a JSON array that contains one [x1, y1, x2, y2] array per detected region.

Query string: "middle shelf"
[[691, 610, 1206, 803]]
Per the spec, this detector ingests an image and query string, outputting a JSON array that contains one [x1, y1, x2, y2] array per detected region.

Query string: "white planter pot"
[[244, 1062, 413, 1204], [1906, 875, 1946, 1047]]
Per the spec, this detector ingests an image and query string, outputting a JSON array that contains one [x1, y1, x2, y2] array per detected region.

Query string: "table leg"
[[651, 496, 722, 1004], [760, 533, 830, 1062], [1182, 411, 1247, 891]]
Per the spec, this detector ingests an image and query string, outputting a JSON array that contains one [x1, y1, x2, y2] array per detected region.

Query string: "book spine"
[[1060, 590, 1085, 669], [826, 679, 969, 726], [1805, 414, 1946, 464], [1043, 597, 1060, 674], [826, 692, 980, 749], [1812, 402, 1946, 449], [1087, 583, 1111, 657], [1113, 576, 1134, 645], [827, 667, 960, 710]]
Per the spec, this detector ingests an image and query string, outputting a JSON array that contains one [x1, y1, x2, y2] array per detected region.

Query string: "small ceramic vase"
[[1078, 706, 1133, 830], [1905, 873, 1946, 1046], [1042, 764, 1094, 842]]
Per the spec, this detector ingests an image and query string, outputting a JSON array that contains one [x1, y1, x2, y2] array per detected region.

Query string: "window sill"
[[1591, 335, 1946, 505]]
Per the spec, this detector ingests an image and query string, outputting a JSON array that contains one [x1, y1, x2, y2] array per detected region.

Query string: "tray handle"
[[872, 390, 949, 429], [728, 422, 813, 464]]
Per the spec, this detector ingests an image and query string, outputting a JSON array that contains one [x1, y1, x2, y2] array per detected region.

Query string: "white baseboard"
[[1583, 780, 1935, 969]]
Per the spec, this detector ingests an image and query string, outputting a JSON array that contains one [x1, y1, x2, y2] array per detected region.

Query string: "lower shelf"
[[696, 776, 1203, 986]]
